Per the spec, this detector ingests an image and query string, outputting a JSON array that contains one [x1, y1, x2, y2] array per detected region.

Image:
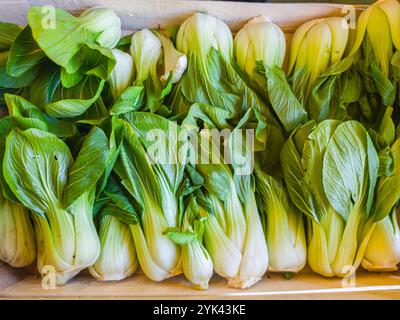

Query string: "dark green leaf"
[[64, 127, 109, 208], [6, 26, 45, 78]]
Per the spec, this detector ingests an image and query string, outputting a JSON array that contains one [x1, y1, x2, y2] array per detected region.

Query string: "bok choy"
[[281, 120, 380, 277], [362, 137, 400, 271], [166, 197, 213, 290], [0, 116, 36, 268], [110, 29, 187, 116], [112, 113, 185, 281], [4, 126, 110, 284], [174, 13, 279, 126], [89, 211, 138, 281], [234, 16, 307, 132], [189, 128, 268, 288], [255, 172, 306, 273]]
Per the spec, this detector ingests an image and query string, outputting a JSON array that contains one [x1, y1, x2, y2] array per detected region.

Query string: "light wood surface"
[[1, 262, 400, 299], [0, 0, 367, 31]]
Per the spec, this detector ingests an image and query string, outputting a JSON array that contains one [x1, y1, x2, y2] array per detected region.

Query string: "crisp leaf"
[[6, 26, 45, 78], [322, 121, 379, 220], [109, 86, 144, 115], [64, 127, 109, 208], [4, 128, 73, 214], [5, 94, 76, 137], [0, 22, 21, 51], [373, 138, 400, 221], [45, 78, 105, 118], [261, 64, 307, 132]]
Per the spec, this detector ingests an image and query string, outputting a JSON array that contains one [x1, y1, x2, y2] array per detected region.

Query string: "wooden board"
[[1, 262, 400, 300], [0, 0, 397, 300], [0, 0, 367, 32]]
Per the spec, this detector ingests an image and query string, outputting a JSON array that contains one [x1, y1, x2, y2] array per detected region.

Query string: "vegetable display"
[[0, 0, 400, 291]]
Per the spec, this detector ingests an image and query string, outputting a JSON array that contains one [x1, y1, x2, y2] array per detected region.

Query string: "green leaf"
[[102, 203, 140, 225], [60, 68, 83, 88], [0, 117, 18, 201], [281, 124, 318, 221], [6, 26, 45, 78], [371, 62, 395, 107], [64, 127, 109, 208], [181, 51, 238, 120], [116, 34, 132, 51], [45, 78, 105, 118], [182, 102, 232, 130], [368, 128, 394, 177], [322, 121, 379, 220], [123, 112, 186, 194], [302, 120, 340, 220], [5, 94, 76, 138], [28, 7, 119, 74], [109, 86, 144, 115], [96, 116, 125, 195], [320, 56, 354, 77], [290, 66, 310, 106], [0, 54, 39, 89], [165, 228, 197, 245], [376, 106, 395, 146], [181, 48, 279, 127], [0, 22, 22, 51], [113, 118, 161, 209], [103, 175, 136, 215], [373, 138, 400, 221], [4, 128, 73, 214], [391, 50, 400, 82], [261, 64, 307, 132], [308, 75, 337, 121], [29, 64, 60, 108], [63, 42, 116, 83], [143, 72, 173, 114]]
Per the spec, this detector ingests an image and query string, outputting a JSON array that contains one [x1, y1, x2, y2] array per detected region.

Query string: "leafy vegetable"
[[362, 137, 400, 271], [108, 49, 134, 100], [112, 114, 184, 281], [166, 197, 213, 289], [89, 211, 138, 281], [255, 172, 306, 273], [282, 120, 380, 277], [175, 13, 279, 126], [28, 6, 119, 82], [4, 127, 109, 284], [0, 116, 36, 268], [234, 16, 307, 132]]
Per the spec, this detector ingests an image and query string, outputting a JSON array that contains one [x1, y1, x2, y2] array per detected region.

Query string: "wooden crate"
[[0, 264, 400, 300], [0, 0, 399, 299], [1, 261, 400, 299]]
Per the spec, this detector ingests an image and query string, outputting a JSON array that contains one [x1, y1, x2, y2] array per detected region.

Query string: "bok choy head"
[[175, 13, 279, 126], [4, 126, 110, 284], [288, 17, 349, 107], [346, 0, 400, 126], [362, 137, 400, 271], [165, 197, 213, 290], [234, 16, 285, 77], [255, 172, 306, 273], [89, 208, 138, 281], [281, 120, 380, 277], [234, 16, 307, 133], [181, 118, 268, 288], [110, 30, 187, 116], [2, 7, 121, 123], [27, 6, 120, 81], [0, 116, 36, 268], [112, 114, 185, 281]]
